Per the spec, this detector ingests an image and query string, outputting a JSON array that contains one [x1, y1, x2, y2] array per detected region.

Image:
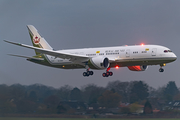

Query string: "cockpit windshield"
[[164, 50, 172, 53]]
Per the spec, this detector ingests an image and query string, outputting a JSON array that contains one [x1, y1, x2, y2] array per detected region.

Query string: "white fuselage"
[[44, 45, 177, 69]]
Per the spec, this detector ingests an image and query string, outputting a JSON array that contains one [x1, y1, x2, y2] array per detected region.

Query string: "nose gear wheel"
[[159, 68, 164, 72]]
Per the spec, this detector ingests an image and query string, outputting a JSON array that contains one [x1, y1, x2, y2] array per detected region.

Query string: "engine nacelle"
[[88, 57, 110, 70], [128, 65, 148, 71]]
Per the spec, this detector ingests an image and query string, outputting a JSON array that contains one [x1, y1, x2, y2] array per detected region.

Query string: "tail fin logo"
[[33, 36, 40, 44]]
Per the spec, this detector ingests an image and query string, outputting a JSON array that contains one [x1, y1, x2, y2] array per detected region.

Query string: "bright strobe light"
[[115, 65, 119, 69]]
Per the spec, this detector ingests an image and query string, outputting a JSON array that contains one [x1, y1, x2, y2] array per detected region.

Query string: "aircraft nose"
[[172, 53, 177, 61]]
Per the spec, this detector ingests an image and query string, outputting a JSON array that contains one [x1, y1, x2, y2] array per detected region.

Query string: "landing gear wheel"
[[89, 71, 94, 75], [87, 71, 91, 75], [106, 73, 109, 77], [106, 72, 110, 76], [109, 72, 113, 76], [83, 72, 87, 77], [159, 68, 164, 72], [102, 73, 107, 77]]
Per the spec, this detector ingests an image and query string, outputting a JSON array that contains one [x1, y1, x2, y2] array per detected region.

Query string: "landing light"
[[141, 43, 144, 46], [115, 65, 119, 69]]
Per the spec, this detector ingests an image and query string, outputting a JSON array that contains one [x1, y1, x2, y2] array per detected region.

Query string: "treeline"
[[0, 80, 179, 114]]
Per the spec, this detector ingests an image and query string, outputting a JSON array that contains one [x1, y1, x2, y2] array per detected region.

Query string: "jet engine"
[[88, 57, 109, 69], [128, 65, 148, 71]]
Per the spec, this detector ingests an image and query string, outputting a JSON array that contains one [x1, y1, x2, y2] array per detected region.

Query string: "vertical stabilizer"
[[27, 25, 53, 55]]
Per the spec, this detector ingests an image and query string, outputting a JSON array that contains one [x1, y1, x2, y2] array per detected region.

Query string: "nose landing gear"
[[159, 64, 166, 72], [102, 68, 113, 77], [159, 68, 164, 72]]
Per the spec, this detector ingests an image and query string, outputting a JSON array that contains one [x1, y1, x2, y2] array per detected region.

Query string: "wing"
[[4, 40, 90, 62]]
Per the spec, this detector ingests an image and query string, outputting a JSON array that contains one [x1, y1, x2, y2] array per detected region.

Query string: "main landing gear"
[[83, 69, 94, 77], [102, 68, 113, 77]]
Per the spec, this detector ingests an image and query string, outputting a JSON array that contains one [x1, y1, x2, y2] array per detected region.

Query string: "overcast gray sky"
[[1, 0, 180, 88]]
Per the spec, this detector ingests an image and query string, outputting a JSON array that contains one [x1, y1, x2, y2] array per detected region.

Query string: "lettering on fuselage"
[[120, 49, 125, 52], [105, 50, 119, 55]]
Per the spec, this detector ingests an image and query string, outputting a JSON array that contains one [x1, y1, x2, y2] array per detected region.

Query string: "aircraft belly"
[[110, 57, 176, 67]]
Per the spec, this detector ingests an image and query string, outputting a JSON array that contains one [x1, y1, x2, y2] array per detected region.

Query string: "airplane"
[[4, 25, 177, 77]]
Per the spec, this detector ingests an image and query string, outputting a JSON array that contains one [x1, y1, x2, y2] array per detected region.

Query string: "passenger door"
[[152, 48, 157, 56], [126, 49, 130, 57]]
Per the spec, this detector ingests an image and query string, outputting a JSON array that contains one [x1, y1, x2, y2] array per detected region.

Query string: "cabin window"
[[133, 51, 138, 54], [106, 53, 119, 55], [142, 51, 147, 53], [86, 54, 96, 56], [99, 53, 104, 55]]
